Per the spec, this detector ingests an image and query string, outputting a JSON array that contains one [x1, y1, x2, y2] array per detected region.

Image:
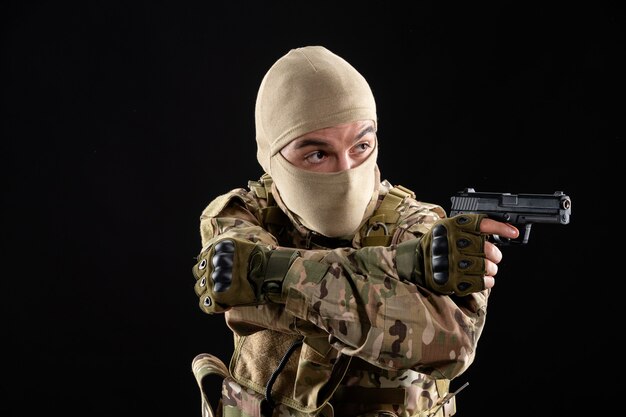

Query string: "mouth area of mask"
[[270, 143, 379, 237]]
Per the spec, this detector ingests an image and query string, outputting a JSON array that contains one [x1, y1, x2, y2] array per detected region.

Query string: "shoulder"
[[200, 180, 268, 222], [357, 181, 446, 246], [198, 178, 271, 247], [200, 188, 250, 219], [378, 180, 446, 220], [380, 180, 447, 241]]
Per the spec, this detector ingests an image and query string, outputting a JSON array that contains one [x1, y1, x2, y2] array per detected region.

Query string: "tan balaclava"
[[255, 46, 379, 238]]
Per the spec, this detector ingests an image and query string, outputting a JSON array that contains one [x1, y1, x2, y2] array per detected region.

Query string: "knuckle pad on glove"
[[423, 214, 488, 296], [214, 239, 235, 253], [431, 224, 450, 285], [211, 243, 235, 292], [192, 238, 259, 313]]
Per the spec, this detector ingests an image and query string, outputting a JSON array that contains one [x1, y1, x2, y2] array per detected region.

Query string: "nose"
[[335, 153, 353, 172]]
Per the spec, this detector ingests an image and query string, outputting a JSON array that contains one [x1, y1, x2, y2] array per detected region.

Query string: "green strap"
[[265, 248, 300, 282], [360, 235, 392, 247], [261, 206, 291, 226]]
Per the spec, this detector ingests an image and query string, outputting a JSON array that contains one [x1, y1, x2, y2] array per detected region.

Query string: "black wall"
[[3, 2, 624, 416]]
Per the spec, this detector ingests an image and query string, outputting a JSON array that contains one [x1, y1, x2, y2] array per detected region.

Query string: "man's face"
[[279, 120, 376, 173]]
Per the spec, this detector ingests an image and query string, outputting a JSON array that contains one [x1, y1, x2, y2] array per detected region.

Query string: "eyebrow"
[[293, 125, 376, 149], [356, 125, 376, 140]]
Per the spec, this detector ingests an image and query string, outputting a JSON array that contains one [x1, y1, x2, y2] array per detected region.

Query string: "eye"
[[352, 141, 372, 157], [356, 143, 370, 152], [304, 151, 326, 164]]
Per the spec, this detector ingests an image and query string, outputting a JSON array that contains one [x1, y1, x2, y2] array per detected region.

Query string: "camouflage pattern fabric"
[[192, 353, 230, 417], [193, 176, 490, 417]]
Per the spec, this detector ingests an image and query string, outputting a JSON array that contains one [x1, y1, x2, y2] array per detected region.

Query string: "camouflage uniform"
[[192, 175, 489, 417]]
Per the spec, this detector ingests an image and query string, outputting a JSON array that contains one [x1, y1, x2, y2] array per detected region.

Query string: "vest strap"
[[362, 184, 415, 247], [260, 206, 291, 226]]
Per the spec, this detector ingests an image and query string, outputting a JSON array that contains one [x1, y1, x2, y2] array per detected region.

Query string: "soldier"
[[191, 45, 519, 417]]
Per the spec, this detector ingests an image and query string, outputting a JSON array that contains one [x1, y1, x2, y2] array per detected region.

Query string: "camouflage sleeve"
[[280, 244, 488, 379], [278, 199, 489, 379]]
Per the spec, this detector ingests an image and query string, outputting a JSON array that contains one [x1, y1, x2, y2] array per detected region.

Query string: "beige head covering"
[[255, 46, 377, 173], [254, 46, 379, 237]]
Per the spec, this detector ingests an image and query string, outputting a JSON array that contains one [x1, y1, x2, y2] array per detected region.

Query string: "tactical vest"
[[247, 173, 416, 248], [192, 174, 455, 417]]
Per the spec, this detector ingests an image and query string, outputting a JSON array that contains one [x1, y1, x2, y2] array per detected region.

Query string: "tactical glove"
[[396, 214, 488, 296], [192, 237, 300, 313]]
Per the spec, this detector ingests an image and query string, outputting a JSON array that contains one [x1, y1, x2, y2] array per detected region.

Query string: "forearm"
[[280, 246, 489, 379]]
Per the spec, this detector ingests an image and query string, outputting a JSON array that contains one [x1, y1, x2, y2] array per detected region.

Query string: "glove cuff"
[[262, 248, 301, 296], [395, 238, 425, 286]]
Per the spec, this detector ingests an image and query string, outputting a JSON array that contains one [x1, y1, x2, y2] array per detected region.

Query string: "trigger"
[[490, 235, 511, 245]]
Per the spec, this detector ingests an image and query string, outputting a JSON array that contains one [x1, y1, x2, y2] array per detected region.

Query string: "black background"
[[3, 2, 624, 416]]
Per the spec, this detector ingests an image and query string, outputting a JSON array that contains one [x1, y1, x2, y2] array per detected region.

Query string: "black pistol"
[[449, 188, 572, 245]]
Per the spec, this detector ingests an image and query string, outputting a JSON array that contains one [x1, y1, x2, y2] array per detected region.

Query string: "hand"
[[192, 237, 266, 313], [396, 213, 520, 296], [479, 218, 519, 289], [192, 237, 299, 313]]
